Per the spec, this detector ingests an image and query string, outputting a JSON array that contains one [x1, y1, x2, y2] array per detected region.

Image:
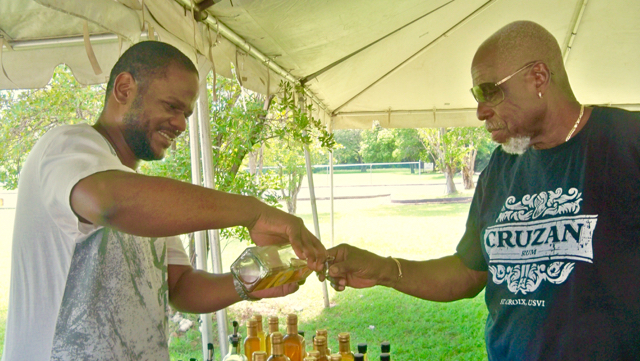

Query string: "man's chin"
[[501, 136, 531, 155]]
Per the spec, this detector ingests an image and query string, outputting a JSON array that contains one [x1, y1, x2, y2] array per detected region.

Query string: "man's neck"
[[93, 118, 139, 170]]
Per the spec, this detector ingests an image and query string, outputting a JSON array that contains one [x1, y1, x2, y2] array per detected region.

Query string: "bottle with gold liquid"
[[329, 354, 342, 361], [255, 314, 266, 351], [245, 319, 261, 360], [253, 351, 268, 361], [307, 350, 320, 360], [356, 344, 367, 361], [283, 314, 303, 361], [230, 244, 313, 293], [315, 330, 331, 355], [313, 336, 329, 361], [266, 316, 279, 356], [267, 332, 291, 361], [298, 331, 307, 358], [303, 358, 318, 361], [337, 333, 354, 361]]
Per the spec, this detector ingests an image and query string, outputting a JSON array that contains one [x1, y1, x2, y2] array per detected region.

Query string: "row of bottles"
[[221, 314, 391, 361]]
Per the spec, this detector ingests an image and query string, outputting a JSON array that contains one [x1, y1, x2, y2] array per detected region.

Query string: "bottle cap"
[[253, 351, 268, 361], [287, 314, 298, 324], [269, 316, 279, 323], [357, 343, 367, 353], [381, 341, 391, 353], [208, 343, 214, 350], [271, 331, 283, 343], [380, 353, 390, 361], [330, 354, 342, 361], [354, 353, 365, 361], [307, 350, 320, 358], [314, 335, 326, 346], [304, 358, 318, 361], [247, 319, 258, 336], [338, 332, 350, 341], [316, 329, 328, 337]]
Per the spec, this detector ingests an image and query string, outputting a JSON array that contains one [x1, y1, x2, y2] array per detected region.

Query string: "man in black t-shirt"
[[323, 20, 640, 360]]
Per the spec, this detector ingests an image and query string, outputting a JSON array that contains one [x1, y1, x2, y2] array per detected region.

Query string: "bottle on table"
[[353, 354, 364, 361], [253, 351, 268, 361], [268, 332, 291, 361], [329, 354, 342, 361], [230, 244, 313, 293], [315, 330, 331, 355], [313, 336, 329, 361], [266, 316, 279, 356], [380, 342, 390, 360], [255, 314, 267, 351], [223, 321, 248, 361], [298, 330, 307, 358], [245, 319, 261, 360], [284, 314, 304, 361], [356, 344, 367, 361], [337, 333, 354, 361]]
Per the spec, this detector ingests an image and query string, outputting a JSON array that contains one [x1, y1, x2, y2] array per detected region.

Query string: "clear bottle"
[[356, 344, 367, 361], [353, 354, 364, 361], [245, 319, 262, 360], [268, 332, 291, 361], [223, 323, 248, 361], [231, 244, 313, 293], [266, 316, 279, 356], [284, 314, 303, 361], [255, 314, 267, 352], [337, 333, 354, 361], [313, 336, 329, 361], [253, 351, 268, 361]]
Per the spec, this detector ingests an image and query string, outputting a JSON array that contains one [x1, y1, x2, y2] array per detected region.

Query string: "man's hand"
[[322, 244, 393, 291], [247, 201, 326, 272]]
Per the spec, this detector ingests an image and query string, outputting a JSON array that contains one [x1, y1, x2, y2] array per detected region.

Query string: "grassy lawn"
[[0, 172, 488, 360]]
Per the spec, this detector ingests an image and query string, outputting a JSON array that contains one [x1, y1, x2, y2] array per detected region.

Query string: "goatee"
[[501, 136, 531, 155]]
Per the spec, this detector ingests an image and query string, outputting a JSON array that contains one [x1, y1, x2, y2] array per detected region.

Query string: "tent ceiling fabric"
[[1, 0, 639, 130]]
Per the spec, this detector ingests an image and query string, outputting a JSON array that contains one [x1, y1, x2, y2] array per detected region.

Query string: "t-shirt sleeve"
[[38, 125, 133, 238], [166, 236, 192, 266], [455, 176, 489, 272]]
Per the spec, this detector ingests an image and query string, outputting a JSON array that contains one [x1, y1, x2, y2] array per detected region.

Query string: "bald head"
[[474, 21, 572, 95]]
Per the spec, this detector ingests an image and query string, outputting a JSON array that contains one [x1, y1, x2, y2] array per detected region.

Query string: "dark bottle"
[[356, 344, 367, 361], [353, 354, 364, 361], [379, 354, 390, 361]]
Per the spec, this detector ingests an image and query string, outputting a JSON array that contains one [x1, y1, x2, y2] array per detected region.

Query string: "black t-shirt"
[[456, 106, 640, 360]]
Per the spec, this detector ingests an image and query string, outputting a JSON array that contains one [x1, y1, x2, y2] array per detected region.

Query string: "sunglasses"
[[470, 61, 538, 106]]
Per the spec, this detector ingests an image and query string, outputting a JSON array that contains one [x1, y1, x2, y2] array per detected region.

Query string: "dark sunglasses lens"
[[472, 83, 502, 105]]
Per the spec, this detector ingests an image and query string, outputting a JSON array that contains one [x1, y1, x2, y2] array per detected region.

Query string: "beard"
[[121, 98, 161, 161], [501, 136, 531, 155]]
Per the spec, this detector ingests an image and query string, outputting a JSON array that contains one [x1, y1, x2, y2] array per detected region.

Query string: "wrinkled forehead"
[[471, 45, 502, 86]]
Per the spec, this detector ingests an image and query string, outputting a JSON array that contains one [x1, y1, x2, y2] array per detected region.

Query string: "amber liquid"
[[252, 263, 312, 291], [245, 336, 261, 360], [283, 333, 303, 361]]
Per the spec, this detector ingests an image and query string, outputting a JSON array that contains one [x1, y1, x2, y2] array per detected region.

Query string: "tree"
[[392, 128, 425, 173], [332, 129, 363, 164], [360, 121, 397, 163], [0, 65, 104, 189], [457, 127, 493, 189]]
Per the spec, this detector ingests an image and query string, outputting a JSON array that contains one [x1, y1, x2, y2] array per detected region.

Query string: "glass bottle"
[[298, 331, 307, 358], [230, 244, 313, 293], [253, 351, 268, 361], [380, 342, 390, 357], [208, 343, 215, 361], [315, 330, 331, 355], [268, 332, 291, 361], [266, 316, 279, 356], [356, 344, 367, 361], [313, 336, 329, 361], [307, 350, 320, 360], [303, 358, 318, 361], [337, 333, 354, 361], [284, 314, 303, 361], [329, 354, 342, 361], [255, 314, 267, 351], [223, 327, 248, 361], [353, 354, 364, 361], [245, 319, 261, 360], [379, 354, 390, 361]]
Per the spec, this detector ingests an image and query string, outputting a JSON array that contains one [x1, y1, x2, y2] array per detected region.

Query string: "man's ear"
[[112, 72, 138, 105], [532, 62, 551, 94]]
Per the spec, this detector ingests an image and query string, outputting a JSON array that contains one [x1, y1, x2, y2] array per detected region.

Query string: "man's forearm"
[[71, 170, 261, 237], [377, 255, 487, 302], [169, 266, 242, 314]]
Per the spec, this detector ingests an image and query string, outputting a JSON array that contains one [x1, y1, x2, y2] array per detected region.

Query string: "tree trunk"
[[444, 164, 457, 195], [462, 148, 477, 189], [248, 151, 257, 175]]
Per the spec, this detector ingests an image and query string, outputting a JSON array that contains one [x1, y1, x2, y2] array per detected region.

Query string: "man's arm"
[[70, 170, 325, 268], [168, 265, 299, 313], [326, 244, 487, 302]]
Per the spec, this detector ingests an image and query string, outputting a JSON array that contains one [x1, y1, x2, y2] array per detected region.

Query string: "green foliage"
[[391, 128, 424, 162], [0, 66, 104, 189], [332, 129, 363, 164], [360, 122, 397, 163]]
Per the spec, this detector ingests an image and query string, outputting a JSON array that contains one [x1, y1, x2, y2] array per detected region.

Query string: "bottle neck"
[[287, 323, 298, 335], [339, 340, 351, 353]]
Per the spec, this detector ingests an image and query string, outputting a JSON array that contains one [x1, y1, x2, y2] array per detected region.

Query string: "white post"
[[330, 151, 335, 248], [189, 93, 213, 359]]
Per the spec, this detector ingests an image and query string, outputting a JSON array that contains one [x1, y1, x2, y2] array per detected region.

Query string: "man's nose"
[[172, 113, 188, 133], [476, 102, 494, 122]]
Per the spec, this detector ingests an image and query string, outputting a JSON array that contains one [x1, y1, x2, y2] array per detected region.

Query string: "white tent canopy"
[[2, 0, 639, 130]]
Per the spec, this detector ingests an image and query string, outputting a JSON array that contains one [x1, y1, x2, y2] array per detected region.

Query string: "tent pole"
[[197, 61, 229, 356], [189, 88, 214, 359], [330, 151, 335, 248]]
